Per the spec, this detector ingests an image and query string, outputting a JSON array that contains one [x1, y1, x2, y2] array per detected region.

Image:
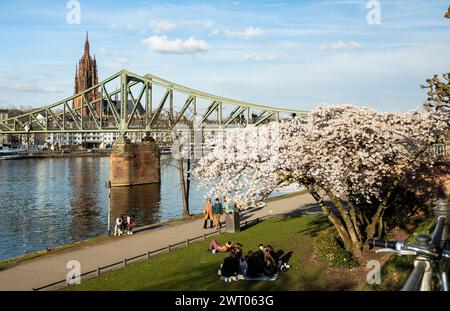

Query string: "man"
[[212, 198, 223, 230], [203, 198, 214, 229]]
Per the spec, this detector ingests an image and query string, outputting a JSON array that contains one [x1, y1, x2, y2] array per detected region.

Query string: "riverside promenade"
[[0, 191, 319, 291]]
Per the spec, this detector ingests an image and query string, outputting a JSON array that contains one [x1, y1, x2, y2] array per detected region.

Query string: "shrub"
[[314, 227, 357, 269]]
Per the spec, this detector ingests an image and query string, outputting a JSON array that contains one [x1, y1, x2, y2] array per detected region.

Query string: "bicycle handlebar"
[[369, 239, 398, 249]]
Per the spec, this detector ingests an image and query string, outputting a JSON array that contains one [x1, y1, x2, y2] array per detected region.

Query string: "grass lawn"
[[66, 214, 339, 291]]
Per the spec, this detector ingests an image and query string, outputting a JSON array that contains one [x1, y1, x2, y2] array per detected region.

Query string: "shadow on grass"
[[295, 216, 329, 237], [240, 204, 267, 222], [280, 251, 293, 264]]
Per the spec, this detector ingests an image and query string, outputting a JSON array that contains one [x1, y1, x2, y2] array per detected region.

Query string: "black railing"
[[33, 216, 265, 291]]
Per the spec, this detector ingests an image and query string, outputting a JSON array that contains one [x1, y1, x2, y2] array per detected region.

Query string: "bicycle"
[[369, 199, 450, 291]]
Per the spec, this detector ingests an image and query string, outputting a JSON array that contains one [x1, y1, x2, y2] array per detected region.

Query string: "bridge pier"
[[109, 137, 160, 187]]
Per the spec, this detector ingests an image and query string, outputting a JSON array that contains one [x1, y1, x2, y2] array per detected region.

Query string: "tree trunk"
[[186, 158, 191, 204], [178, 158, 190, 217], [325, 190, 362, 257], [305, 184, 354, 252], [364, 200, 388, 250]]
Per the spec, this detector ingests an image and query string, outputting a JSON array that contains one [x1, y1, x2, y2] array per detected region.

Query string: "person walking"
[[212, 198, 223, 230], [203, 198, 214, 229]]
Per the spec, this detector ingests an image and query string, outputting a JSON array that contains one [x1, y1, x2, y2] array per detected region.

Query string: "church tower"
[[73, 31, 99, 116]]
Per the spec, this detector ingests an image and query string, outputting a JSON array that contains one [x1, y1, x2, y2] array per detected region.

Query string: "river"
[[0, 156, 297, 260], [0, 156, 209, 260]]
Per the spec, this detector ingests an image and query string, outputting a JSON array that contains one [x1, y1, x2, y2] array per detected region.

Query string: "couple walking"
[[203, 198, 225, 230]]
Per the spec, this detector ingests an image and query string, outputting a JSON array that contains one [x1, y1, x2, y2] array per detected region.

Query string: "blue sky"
[[0, 0, 449, 112]]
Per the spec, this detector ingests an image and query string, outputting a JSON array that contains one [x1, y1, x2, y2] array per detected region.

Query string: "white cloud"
[[280, 41, 297, 49], [180, 20, 215, 29], [150, 20, 176, 33], [115, 57, 129, 65], [321, 40, 362, 50], [12, 83, 61, 93], [142, 35, 209, 55], [150, 20, 214, 33], [99, 48, 112, 56], [222, 27, 264, 39], [237, 54, 282, 62]]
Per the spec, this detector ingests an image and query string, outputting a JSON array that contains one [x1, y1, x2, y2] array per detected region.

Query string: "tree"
[[421, 73, 450, 111], [193, 105, 449, 258], [421, 6, 450, 111]]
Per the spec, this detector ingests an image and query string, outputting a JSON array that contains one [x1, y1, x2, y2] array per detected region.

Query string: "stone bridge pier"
[[109, 138, 160, 187]]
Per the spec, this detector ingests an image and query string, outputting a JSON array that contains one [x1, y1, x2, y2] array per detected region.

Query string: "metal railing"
[[401, 199, 450, 291], [371, 199, 450, 291], [432, 143, 450, 160], [32, 216, 266, 291]]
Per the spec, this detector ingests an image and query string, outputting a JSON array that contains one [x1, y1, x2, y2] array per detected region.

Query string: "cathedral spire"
[[84, 31, 90, 55], [74, 31, 99, 114]]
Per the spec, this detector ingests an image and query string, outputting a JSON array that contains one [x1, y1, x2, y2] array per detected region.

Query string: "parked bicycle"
[[369, 199, 450, 291]]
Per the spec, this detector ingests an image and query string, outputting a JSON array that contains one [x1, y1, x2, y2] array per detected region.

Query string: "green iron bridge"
[[0, 70, 306, 134]]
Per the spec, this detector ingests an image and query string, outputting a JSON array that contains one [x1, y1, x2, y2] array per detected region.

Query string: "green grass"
[[66, 214, 334, 291]]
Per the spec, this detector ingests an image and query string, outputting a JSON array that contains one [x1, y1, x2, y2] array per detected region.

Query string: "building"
[[73, 31, 99, 116], [46, 132, 119, 150], [0, 109, 8, 146]]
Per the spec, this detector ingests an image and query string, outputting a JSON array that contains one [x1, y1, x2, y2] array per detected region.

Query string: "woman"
[[263, 247, 278, 277], [114, 217, 123, 236], [126, 215, 136, 235], [208, 240, 232, 253], [203, 199, 214, 229], [212, 198, 223, 230]]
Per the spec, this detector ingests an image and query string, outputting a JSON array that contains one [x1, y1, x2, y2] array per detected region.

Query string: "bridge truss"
[[0, 70, 306, 135]]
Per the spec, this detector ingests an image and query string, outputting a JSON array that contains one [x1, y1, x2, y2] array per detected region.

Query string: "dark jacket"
[[246, 254, 264, 277], [212, 202, 223, 215], [221, 256, 239, 277]]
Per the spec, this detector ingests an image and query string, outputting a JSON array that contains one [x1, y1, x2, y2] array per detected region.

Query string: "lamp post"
[[107, 180, 111, 236]]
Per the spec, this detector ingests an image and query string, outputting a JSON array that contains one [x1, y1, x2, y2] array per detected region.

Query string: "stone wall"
[[109, 140, 160, 187]]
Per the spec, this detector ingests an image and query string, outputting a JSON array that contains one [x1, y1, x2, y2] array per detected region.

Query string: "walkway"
[[0, 192, 319, 291]]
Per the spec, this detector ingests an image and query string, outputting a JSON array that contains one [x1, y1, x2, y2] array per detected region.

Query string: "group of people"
[[208, 240, 290, 281], [114, 215, 136, 236], [203, 197, 237, 230]]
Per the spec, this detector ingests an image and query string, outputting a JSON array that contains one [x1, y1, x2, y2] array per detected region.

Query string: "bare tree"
[[421, 73, 450, 111]]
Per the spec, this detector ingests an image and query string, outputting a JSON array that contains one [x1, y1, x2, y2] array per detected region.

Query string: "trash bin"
[[226, 212, 240, 233]]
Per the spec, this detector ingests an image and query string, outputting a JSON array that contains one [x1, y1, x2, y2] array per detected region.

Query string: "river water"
[[0, 156, 296, 260], [0, 156, 210, 260]]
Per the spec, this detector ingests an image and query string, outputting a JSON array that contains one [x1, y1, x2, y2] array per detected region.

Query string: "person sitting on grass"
[[246, 251, 264, 278], [221, 252, 240, 278], [239, 254, 248, 276], [208, 240, 232, 253], [231, 243, 243, 259], [263, 247, 278, 277]]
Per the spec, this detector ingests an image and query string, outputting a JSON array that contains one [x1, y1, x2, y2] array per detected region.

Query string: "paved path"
[[0, 192, 319, 291]]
